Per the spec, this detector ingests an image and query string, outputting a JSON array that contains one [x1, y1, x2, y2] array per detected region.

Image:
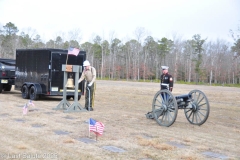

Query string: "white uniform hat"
[[83, 60, 90, 66], [161, 66, 169, 70]]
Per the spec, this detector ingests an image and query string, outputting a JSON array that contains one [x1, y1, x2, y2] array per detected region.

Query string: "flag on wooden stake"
[[89, 118, 104, 135]]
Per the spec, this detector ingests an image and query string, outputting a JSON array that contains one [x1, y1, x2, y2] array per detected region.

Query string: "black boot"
[[84, 107, 93, 111]]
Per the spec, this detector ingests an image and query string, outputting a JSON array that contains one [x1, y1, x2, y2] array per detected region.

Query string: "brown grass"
[[16, 145, 27, 150], [0, 80, 240, 159], [63, 139, 75, 143], [137, 136, 174, 150]]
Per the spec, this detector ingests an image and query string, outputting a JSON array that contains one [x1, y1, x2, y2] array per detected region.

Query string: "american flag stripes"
[[89, 118, 105, 135], [22, 104, 28, 115], [68, 47, 80, 56]]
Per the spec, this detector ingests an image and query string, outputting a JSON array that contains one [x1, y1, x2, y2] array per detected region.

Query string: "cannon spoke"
[[185, 108, 194, 117], [199, 108, 208, 112], [197, 109, 207, 117], [196, 111, 203, 122], [194, 112, 200, 124], [168, 107, 175, 112], [185, 108, 191, 113], [154, 104, 162, 107], [163, 112, 168, 124], [184, 90, 210, 125], [162, 111, 172, 126], [191, 112, 195, 123], [195, 111, 202, 124], [196, 96, 205, 105], [168, 103, 176, 112], [155, 97, 162, 104], [198, 102, 207, 107], [186, 109, 193, 119], [161, 113, 166, 124], [167, 110, 174, 123], [194, 92, 200, 102], [166, 113, 171, 125]]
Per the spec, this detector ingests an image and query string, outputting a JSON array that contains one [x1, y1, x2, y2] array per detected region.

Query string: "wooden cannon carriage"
[[146, 89, 210, 127]]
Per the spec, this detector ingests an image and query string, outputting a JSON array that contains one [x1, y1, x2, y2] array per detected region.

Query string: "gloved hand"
[[88, 82, 93, 87]]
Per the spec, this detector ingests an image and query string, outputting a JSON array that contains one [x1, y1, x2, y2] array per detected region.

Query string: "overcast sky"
[[0, 0, 239, 43]]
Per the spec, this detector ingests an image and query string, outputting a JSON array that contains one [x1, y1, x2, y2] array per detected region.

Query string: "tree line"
[[1, 22, 240, 84]]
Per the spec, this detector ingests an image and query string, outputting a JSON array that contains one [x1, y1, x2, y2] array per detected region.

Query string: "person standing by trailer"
[[78, 60, 96, 111], [160, 66, 173, 92]]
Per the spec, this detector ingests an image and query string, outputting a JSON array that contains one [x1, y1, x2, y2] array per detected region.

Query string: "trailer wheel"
[[66, 96, 81, 100], [22, 85, 29, 99], [66, 96, 71, 100], [4, 85, 12, 91], [0, 84, 2, 93], [29, 86, 39, 100]]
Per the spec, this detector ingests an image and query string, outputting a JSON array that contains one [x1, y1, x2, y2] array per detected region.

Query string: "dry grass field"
[[0, 80, 240, 160]]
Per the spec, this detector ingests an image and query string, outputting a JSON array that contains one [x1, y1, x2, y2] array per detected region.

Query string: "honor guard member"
[[160, 66, 173, 92], [145, 65, 174, 119], [78, 60, 96, 111]]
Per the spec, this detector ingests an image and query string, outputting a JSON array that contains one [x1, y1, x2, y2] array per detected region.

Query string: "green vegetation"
[[97, 78, 240, 88]]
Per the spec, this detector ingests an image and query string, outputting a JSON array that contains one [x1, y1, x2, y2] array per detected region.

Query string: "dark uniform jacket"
[[160, 73, 173, 91]]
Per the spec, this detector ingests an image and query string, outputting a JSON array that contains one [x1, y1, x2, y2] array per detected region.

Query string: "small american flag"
[[28, 100, 35, 106], [22, 104, 28, 115], [89, 118, 105, 135], [68, 47, 80, 56]]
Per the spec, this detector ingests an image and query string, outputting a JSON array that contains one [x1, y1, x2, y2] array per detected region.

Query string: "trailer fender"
[[31, 83, 43, 94]]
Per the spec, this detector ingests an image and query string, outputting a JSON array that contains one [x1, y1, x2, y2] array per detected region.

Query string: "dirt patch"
[[0, 80, 240, 160]]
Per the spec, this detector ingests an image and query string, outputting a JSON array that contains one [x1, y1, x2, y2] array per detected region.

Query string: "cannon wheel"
[[184, 89, 210, 125], [152, 90, 178, 127]]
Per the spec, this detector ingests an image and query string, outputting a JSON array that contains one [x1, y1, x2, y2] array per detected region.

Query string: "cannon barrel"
[[175, 94, 190, 100]]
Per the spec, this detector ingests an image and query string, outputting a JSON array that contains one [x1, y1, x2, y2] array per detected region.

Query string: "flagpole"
[[89, 119, 90, 138], [22, 104, 24, 117], [96, 127, 98, 141], [65, 50, 69, 88], [66, 54, 68, 65]]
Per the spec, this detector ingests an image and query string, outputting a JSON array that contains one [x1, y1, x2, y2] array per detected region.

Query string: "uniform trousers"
[[85, 82, 96, 109]]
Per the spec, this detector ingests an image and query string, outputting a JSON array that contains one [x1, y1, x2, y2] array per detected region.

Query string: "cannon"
[[146, 89, 210, 127]]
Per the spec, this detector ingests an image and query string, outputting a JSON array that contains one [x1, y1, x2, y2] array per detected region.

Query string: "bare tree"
[[171, 33, 184, 82], [183, 40, 194, 82], [67, 28, 82, 47], [143, 36, 156, 81], [108, 31, 116, 79], [21, 27, 37, 39], [134, 27, 145, 80]]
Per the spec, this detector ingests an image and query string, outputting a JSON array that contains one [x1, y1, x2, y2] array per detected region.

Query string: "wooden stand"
[[53, 65, 87, 112]]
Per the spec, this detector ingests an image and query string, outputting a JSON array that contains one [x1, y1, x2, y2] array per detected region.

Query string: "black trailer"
[[15, 48, 86, 100]]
